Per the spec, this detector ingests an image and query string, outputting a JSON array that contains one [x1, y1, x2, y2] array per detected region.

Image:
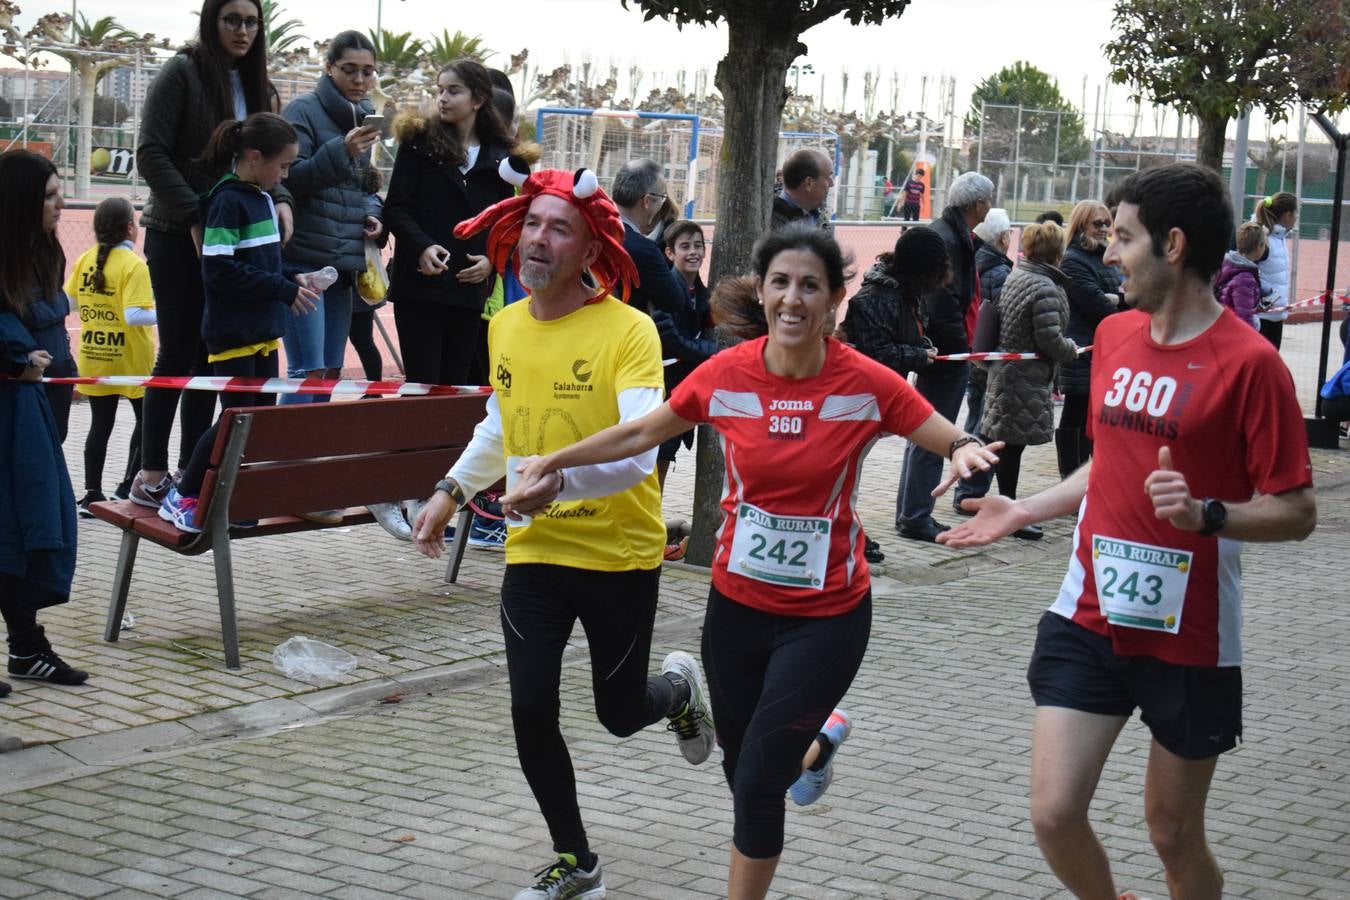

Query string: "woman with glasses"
[[1056, 200, 1124, 478], [278, 31, 385, 407], [384, 59, 518, 388], [129, 0, 289, 511]]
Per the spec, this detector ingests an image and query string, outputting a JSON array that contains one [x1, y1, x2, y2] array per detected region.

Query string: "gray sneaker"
[[128, 472, 173, 509], [661, 650, 714, 765], [512, 853, 605, 900], [368, 502, 412, 540]]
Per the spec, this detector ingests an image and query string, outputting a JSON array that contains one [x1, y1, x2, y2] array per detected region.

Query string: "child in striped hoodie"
[[160, 112, 320, 533]]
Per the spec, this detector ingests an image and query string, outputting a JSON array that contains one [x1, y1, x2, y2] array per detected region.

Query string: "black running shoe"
[[77, 491, 106, 518], [9, 649, 89, 686], [863, 537, 884, 563], [0, 679, 10, 698]]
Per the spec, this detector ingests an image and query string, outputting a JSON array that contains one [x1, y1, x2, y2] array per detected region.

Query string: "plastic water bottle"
[[300, 266, 339, 292]]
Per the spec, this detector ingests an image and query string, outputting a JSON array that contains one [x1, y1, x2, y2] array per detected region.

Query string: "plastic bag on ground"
[[272, 636, 358, 685]]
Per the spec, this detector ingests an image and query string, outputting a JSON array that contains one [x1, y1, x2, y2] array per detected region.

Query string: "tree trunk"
[[1194, 114, 1229, 173], [76, 61, 96, 199], [686, 18, 797, 567]]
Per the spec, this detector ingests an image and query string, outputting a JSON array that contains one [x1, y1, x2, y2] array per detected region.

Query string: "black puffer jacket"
[[842, 262, 932, 376], [923, 205, 979, 381], [1059, 241, 1122, 394], [651, 278, 716, 389], [281, 75, 378, 274], [980, 261, 1077, 445]]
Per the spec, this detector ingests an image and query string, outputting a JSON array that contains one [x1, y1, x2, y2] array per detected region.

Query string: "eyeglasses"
[[335, 64, 377, 80], [219, 14, 261, 32], [1091, 219, 1112, 229], [646, 192, 667, 203]]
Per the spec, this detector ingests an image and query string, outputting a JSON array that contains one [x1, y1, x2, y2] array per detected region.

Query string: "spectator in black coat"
[[611, 159, 687, 317], [1056, 199, 1122, 477], [842, 224, 947, 376], [896, 171, 994, 542]]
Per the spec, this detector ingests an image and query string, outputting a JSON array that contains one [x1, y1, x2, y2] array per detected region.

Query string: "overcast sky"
[[27, 0, 1123, 115], [14, 0, 1335, 140]]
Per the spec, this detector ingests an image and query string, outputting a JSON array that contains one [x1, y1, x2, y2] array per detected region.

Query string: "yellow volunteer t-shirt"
[[66, 245, 156, 398], [489, 295, 666, 571]]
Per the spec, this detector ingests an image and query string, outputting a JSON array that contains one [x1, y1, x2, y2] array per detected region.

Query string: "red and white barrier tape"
[[1286, 290, 1349, 310], [935, 344, 1094, 362], [33, 374, 492, 397]]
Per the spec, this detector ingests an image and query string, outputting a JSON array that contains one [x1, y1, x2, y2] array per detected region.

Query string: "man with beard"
[[939, 163, 1316, 899], [411, 165, 713, 900]]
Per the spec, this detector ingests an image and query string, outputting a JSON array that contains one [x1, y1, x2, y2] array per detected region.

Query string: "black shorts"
[[1026, 611, 1242, 760], [658, 428, 695, 463]]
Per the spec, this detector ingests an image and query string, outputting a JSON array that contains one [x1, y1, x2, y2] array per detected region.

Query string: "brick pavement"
[[1, 324, 1348, 897]]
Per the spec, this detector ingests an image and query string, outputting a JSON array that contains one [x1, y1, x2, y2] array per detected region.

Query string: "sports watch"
[[434, 478, 467, 507], [1198, 498, 1227, 536]]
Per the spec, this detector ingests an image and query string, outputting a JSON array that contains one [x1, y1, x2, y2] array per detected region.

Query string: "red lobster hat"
[[453, 159, 639, 302]]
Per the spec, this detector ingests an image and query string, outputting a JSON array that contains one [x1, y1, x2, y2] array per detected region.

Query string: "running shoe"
[[661, 650, 714, 765], [9, 648, 89, 686], [369, 501, 412, 541], [0, 679, 10, 697], [112, 480, 132, 501], [467, 514, 506, 550], [129, 471, 173, 509], [513, 853, 605, 900], [77, 490, 106, 519], [789, 708, 851, 806], [863, 536, 884, 564], [158, 486, 202, 534]]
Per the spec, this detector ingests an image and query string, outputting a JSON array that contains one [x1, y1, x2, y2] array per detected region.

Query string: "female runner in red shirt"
[[505, 223, 1000, 900]]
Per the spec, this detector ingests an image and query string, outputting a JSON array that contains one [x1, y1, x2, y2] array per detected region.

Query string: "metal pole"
[[376, 0, 383, 36], [1229, 110, 1250, 225], [1290, 104, 1306, 310], [976, 99, 985, 171], [1092, 84, 1102, 199], [1011, 104, 1023, 219], [1309, 112, 1344, 428]]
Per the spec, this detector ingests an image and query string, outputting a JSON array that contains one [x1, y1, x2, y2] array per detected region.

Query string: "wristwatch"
[[434, 478, 467, 507], [1198, 498, 1227, 536]]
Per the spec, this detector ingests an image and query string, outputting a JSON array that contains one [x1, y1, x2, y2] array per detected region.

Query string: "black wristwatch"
[[1198, 498, 1227, 536], [434, 478, 467, 507]]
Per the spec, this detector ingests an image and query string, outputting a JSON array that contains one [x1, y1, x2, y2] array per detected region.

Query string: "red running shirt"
[[669, 337, 934, 616], [1050, 309, 1313, 666]]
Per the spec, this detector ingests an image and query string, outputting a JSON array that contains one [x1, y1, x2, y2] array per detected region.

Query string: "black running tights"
[[702, 587, 871, 858], [500, 563, 675, 859], [83, 394, 143, 494]]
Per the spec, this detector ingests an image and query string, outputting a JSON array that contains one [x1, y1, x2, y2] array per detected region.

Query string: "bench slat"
[[208, 395, 488, 466]]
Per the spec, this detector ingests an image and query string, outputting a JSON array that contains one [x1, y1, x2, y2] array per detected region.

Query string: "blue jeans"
[[896, 362, 970, 529], [280, 273, 354, 405]]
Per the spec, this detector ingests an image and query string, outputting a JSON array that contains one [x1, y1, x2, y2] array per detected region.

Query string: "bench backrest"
[[196, 395, 489, 521]]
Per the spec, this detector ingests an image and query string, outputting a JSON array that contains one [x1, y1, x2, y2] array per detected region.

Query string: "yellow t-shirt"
[[66, 245, 156, 398], [489, 295, 666, 571]]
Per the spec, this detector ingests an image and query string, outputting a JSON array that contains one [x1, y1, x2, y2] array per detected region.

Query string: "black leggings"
[[0, 574, 54, 655], [141, 228, 218, 472], [177, 351, 277, 497], [1055, 392, 1093, 479], [348, 308, 383, 381], [392, 301, 483, 385], [702, 587, 871, 858], [500, 563, 675, 858], [994, 442, 1027, 499], [1258, 318, 1283, 350], [83, 394, 143, 494]]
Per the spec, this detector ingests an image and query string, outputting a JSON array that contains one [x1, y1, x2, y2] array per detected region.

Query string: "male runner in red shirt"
[[939, 162, 1317, 899]]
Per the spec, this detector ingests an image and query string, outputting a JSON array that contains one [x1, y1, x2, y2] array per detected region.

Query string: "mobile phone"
[[361, 114, 385, 132]]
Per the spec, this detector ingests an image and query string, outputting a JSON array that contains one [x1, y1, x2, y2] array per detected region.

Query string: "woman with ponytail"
[[384, 58, 517, 387], [66, 197, 157, 515], [1252, 191, 1297, 349], [157, 113, 320, 533], [131, 0, 293, 511]]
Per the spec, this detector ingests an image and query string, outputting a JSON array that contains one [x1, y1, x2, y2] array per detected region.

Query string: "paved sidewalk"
[[1, 323, 1348, 897]]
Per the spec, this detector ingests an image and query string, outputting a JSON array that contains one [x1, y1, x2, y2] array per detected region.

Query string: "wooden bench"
[[90, 393, 491, 669]]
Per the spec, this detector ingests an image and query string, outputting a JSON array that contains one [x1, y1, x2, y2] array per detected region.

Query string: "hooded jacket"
[[842, 261, 933, 376], [1214, 251, 1263, 330], [199, 175, 299, 355], [281, 74, 380, 274], [922, 205, 980, 379]]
